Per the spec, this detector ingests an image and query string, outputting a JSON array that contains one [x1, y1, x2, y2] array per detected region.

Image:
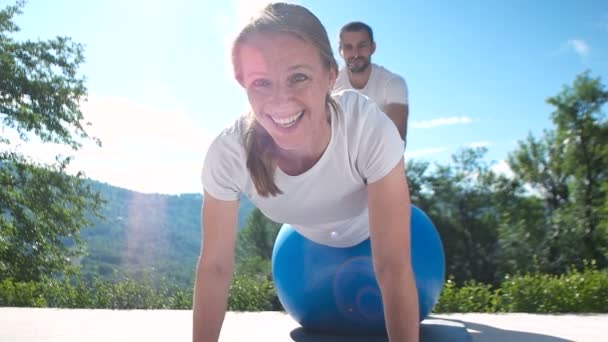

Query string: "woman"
[[193, 3, 419, 341]]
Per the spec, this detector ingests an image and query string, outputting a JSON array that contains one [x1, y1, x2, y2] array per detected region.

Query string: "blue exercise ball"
[[271, 205, 445, 335]]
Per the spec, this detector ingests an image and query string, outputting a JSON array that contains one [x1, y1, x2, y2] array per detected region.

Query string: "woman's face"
[[237, 32, 336, 153]]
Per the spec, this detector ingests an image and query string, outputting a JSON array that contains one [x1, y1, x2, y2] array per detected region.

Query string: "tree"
[[491, 170, 546, 278], [548, 71, 608, 268], [235, 208, 281, 280], [1, 2, 103, 281], [508, 131, 569, 212], [405, 159, 433, 208], [508, 71, 608, 272], [408, 147, 503, 284]]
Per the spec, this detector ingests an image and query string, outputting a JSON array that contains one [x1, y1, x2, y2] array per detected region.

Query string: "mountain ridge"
[[79, 180, 256, 288]]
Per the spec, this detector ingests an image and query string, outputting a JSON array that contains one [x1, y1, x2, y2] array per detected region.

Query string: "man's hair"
[[339, 21, 374, 43]]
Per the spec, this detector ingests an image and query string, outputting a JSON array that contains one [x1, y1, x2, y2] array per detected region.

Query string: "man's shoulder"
[[372, 63, 406, 82]]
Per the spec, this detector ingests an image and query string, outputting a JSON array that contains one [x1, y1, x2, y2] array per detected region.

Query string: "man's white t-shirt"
[[201, 90, 404, 248], [333, 63, 408, 111]]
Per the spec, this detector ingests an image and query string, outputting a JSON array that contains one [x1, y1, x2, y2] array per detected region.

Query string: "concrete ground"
[[1, 308, 606, 341]]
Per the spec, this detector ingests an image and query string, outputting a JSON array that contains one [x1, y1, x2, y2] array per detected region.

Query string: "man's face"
[[339, 30, 375, 73]]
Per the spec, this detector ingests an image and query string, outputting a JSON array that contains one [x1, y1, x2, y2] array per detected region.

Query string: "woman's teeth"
[[271, 111, 303, 127]]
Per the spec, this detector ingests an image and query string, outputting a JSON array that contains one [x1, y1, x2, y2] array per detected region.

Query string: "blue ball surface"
[[271, 205, 445, 334]]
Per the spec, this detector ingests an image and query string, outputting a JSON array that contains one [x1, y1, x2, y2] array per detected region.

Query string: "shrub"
[[1, 265, 606, 313], [434, 276, 500, 313], [0, 278, 46, 307], [433, 262, 608, 313], [228, 274, 276, 311], [499, 262, 608, 313], [0, 276, 193, 310]]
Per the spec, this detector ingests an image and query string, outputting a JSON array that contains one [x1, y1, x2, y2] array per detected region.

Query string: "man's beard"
[[347, 57, 370, 73]]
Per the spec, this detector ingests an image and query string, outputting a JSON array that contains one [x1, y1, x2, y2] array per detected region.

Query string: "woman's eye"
[[289, 73, 309, 84], [252, 79, 270, 87]]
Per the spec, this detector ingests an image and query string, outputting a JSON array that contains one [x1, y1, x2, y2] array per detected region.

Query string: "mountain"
[[79, 181, 256, 288]]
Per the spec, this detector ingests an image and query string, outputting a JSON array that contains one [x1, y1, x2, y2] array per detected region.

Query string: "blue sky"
[[5, 0, 608, 194]]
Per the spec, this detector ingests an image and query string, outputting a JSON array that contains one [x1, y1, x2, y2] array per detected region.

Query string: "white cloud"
[[411, 116, 473, 129], [78, 160, 206, 195], [406, 147, 449, 159], [81, 95, 209, 153], [566, 39, 590, 57], [3, 95, 212, 194]]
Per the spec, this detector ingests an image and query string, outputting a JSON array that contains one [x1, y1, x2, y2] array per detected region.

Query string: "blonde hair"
[[231, 2, 339, 197]]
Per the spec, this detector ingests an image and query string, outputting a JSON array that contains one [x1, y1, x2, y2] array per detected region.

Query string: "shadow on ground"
[[289, 317, 472, 342], [289, 316, 575, 342], [457, 319, 575, 342]]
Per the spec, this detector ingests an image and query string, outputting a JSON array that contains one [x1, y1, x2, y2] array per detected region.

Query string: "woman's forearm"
[[378, 267, 420, 342], [192, 262, 234, 342]]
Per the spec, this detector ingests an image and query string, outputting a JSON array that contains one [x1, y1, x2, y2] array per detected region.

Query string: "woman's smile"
[[268, 110, 304, 128]]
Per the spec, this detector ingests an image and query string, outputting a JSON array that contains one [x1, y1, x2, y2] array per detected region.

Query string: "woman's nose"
[[270, 84, 291, 102]]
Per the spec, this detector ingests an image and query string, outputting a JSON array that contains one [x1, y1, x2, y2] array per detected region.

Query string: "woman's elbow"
[[197, 255, 235, 280], [373, 258, 413, 284]]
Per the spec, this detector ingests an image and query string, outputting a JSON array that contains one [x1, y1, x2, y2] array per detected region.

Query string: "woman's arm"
[[367, 158, 419, 342], [192, 191, 239, 342]]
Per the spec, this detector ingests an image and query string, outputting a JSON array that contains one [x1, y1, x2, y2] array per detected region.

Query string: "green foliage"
[[0, 1, 96, 149], [0, 275, 193, 309], [233, 208, 282, 310], [1, 2, 103, 282], [434, 276, 500, 313], [407, 147, 505, 284], [236, 255, 271, 282], [235, 208, 281, 282], [236, 208, 281, 263], [508, 131, 569, 211], [0, 153, 103, 281], [2, 267, 606, 313], [434, 263, 608, 313], [0, 277, 47, 307], [227, 274, 276, 311], [508, 71, 608, 274], [499, 262, 608, 313], [552, 71, 608, 262]]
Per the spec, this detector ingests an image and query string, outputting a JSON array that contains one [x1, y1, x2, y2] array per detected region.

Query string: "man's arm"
[[383, 74, 409, 145], [384, 103, 408, 143]]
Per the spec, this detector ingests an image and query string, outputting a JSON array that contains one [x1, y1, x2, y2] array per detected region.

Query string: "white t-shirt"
[[201, 90, 404, 247], [333, 63, 408, 111]]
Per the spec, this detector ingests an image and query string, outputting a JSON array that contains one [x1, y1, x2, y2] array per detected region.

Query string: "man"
[[333, 21, 410, 148]]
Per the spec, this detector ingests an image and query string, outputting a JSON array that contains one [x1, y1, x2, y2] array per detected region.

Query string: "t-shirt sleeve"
[[354, 95, 405, 184], [201, 131, 245, 201], [385, 75, 408, 105]]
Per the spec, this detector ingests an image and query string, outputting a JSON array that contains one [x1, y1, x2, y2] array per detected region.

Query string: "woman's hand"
[[367, 158, 419, 342]]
